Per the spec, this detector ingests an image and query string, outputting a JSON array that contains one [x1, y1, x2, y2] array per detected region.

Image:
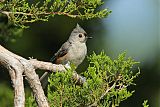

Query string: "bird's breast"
[[68, 43, 87, 67]]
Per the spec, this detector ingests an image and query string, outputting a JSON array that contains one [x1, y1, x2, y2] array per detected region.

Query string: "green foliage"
[[0, 0, 111, 27], [0, 21, 23, 43], [48, 69, 78, 107], [0, 0, 111, 42], [26, 95, 37, 107], [142, 100, 149, 107], [0, 83, 14, 107], [45, 51, 140, 107]]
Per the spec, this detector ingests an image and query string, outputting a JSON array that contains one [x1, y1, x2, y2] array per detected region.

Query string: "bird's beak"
[[87, 36, 93, 39]]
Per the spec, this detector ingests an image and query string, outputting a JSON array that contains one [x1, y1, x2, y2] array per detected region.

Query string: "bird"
[[40, 23, 92, 88]]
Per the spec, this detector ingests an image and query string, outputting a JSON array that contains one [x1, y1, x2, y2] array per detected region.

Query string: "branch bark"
[[0, 45, 85, 107], [0, 45, 25, 107]]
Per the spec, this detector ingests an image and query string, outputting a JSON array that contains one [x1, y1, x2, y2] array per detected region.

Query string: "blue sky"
[[103, 0, 159, 64]]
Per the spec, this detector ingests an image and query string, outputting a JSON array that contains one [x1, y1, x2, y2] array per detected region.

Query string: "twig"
[[0, 10, 78, 18], [100, 82, 116, 100], [88, 82, 116, 107]]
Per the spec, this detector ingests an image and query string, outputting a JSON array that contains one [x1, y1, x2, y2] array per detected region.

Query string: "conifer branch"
[[0, 10, 77, 18], [0, 0, 111, 27]]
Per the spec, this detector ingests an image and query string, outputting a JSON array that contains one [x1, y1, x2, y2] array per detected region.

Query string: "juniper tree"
[[0, 0, 111, 42], [26, 52, 143, 107], [0, 0, 149, 107]]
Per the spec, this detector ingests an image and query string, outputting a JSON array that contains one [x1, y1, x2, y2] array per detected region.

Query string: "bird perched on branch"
[[40, 24, 92, 88]]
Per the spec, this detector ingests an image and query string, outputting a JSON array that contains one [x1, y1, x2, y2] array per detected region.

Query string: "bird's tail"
[[40, 72, 49, 89], [40, 55, 56, 89]]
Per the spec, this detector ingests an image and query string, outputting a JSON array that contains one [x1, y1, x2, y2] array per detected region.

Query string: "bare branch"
[[0, 45, 86, 106], [29, 59, 86, 84], [0, 45, 49, 107], [29, 59, 66, 72], [0, 46, 25, 107], [0, 0, 5, 2]]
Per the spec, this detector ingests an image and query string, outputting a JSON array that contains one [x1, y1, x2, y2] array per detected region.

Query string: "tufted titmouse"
[[40, 24, 92, 88]]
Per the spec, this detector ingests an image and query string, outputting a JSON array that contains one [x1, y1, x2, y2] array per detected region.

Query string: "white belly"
[[68, 43, 87, 67]]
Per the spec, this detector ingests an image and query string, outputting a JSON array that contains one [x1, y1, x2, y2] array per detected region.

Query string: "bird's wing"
[[40, 41, 72, 89], [50, 41, 71, 63]]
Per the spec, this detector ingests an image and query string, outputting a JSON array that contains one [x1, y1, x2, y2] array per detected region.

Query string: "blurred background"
[[0, 0, 160, 106]]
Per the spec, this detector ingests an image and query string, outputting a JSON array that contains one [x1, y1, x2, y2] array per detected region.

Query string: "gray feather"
[[40, 23, 89, 89]]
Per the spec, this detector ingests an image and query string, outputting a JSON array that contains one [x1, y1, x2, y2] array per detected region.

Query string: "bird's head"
[[69, 24, 92, 43]]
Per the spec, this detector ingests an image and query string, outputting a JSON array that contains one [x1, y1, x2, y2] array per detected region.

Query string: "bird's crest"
[[72, 23, 86, 34]]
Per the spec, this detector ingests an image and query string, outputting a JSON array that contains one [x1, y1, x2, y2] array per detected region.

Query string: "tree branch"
[[88, 82, 116, 107], [29, 59, 66, 72], [0, 45, 49, 107], [0, 45, 86, 107], [0, 45, 25, 107], [0, 10, 77, 18]]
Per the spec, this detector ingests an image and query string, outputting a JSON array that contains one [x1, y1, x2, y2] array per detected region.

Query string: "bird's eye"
[[79, 34, 83, 38]]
